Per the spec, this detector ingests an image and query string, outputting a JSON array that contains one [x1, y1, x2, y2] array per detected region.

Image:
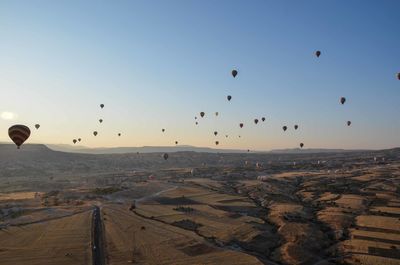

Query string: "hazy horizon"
[[1, 1, 400, 150]]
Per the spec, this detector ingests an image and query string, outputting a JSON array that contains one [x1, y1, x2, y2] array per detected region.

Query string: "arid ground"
[[1, 144, 399, 265]]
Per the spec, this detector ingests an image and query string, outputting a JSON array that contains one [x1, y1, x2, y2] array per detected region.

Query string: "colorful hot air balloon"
[[35, 124, 40, 130], [73, 139, 77, 144], [300, 143, 304, 148], [347, 121, 352, 126], [231, 69, 238, 78], [239, 123, 244, 128], [254, 119, 259, 124], [315, 50, 321, 58], [261, 117, 265, 122], [163, 153, 169, 160], [99, 119, 103, 123], [215, 141, 219, 145], [8, 125, 30, 149], [227, 95, 232, 101], [214, 131, 218, 136], [294, 125, 299, 130], [100, 104, 104, 109], [340, 97, 346, 105], [93, 131, 98, 136], [282, 126, 287, 132], [200, 112, 205, 118]]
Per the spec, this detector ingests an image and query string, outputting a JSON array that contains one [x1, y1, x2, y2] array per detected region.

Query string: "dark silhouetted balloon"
[[118, 133, 121, 137], [315, 51, 321, 57], [195, 116, 197, 120], [175, 141, 178, 145], [73, 139, 77, 144], [100, 104, 104, 109], [35, 124, 40, 130], [195, 122, 198, 125], [163, 153, 169, 160], [347, 121, 351, 126], [261, 117, 265, 122], [99, 119, 103, 123], [162, 128, 165, 132], [214, 131, 218, 136], [8, 125, 30, 149], [93, 131, 98, 136], [300, 143, 304, 148], [239, 123, 243, 128], [294, 125, 299, 130], [215, 141, 219, 145], [231, 69, 238, 78], [227, 95, 232, 101], [225, 135, 228, 138], [78, 138, 81, 142], [340, 97, 346, 105], [200, 112, 205, 118], [397, 73, 400, 80], [215, 112, 219, 116], [247, 149, 250, 152], [254, 119, 259, 124], [283, 126, 287, 132]]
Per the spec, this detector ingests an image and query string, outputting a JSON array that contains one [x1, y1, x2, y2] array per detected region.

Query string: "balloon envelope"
[[340, 97, 346, 105], [200, 112, 205, 118], [8, 125, 31, 149], [100, 104, 104, 109], [35, 124, 40, 129], [315, 50, 321, 57], [231, 69, 238, 78]]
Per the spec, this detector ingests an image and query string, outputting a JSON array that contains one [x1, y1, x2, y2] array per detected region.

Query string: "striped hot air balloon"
[[8, 125, 31, 149]]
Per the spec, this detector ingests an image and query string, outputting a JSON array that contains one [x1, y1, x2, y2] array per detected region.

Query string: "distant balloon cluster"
[[6, 50, 399, 155]]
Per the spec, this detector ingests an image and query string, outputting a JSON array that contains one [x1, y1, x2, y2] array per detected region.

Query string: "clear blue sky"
[[0, 1, 399, 150]]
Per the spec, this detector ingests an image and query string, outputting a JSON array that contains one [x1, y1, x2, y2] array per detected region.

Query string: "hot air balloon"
[[99, 119, 103, 123], [315, 50, 321, 58], [175, 141, 178, 145], [254, 119, 259, 124], [225, 135, 228, 138], [163, 153, 169, 160], [162, 128, 165, 132], [100, 104, 104, 109], [93, 131, 98, 136], [8, 125, 30, 149], [195, 116, 197, 120], [78, 138, 81, 142], [227, 95, 232, 101], [35, 124, 40, 130], [300, 143, 304, 148], [200, 112, 205, 118], [347, 121, 352, 126], [215, 141, 219, 145], [195, 122, 198, 125], [215, 112, 219, 116], [282, 126, 287, 132], [261, 117, 265, 122], [118, 133, 121, 137], [294, 125, 299, 130], [247, 149, 250, 152], [340, 97, 346, 105], [73, 139, 77, 144], [397, 73, 400, 80], [238, 135, 241, 138], [239, 123, 243, 128], [231, 69, 238, 78], [214, 131, 218, 136]]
